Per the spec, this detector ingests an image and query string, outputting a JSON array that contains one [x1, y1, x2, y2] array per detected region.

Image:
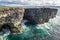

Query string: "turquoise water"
[[0, 16, 60, 40], [2, 24, 49, 40]]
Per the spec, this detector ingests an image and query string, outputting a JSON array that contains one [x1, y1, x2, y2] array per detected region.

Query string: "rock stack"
[[0, 7, 24, 33], [24, 8, 58, 24]]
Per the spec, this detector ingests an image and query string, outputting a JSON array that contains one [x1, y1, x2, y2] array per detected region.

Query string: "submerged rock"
[[0, 7, 24, 33], [24, 8, 58, 24]]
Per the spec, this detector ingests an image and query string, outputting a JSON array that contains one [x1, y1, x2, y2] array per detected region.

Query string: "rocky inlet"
[[0, 7, 58, 34]]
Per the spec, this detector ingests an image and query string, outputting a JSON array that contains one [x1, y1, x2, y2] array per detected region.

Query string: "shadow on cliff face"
[[23, 8, 58, 25], [0, 23, 14, 34], [22, 19, 36, 25]]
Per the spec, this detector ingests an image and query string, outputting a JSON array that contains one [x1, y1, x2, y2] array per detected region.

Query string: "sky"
[[0, 0, 60, 6]]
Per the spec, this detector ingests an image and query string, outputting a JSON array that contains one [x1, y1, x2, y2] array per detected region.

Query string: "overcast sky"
[[0, 0, 60, 6]]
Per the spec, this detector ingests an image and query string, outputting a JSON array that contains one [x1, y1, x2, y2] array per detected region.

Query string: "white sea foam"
[[0, 0, 59, 6]]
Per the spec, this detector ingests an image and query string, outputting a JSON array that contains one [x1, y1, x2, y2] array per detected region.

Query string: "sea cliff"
[[0, 7, 58, 33]]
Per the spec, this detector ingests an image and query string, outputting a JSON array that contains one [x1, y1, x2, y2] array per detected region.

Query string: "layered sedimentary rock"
[[24, 8, 58, 24], [0, 7, 24, 33]]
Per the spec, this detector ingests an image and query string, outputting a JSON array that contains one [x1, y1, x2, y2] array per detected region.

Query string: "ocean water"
[[0, 8, 60, 40]]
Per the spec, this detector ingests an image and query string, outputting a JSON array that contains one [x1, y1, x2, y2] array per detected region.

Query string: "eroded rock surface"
[[0, 7, 24, 33], [24, 8, 58, 24], [0, 7, 58, 34]]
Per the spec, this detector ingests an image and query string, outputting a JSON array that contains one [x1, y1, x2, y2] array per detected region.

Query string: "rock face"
[[0, 7, 24, 33], [0, 7, 58, 33], [24, 8, 58, 24]]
